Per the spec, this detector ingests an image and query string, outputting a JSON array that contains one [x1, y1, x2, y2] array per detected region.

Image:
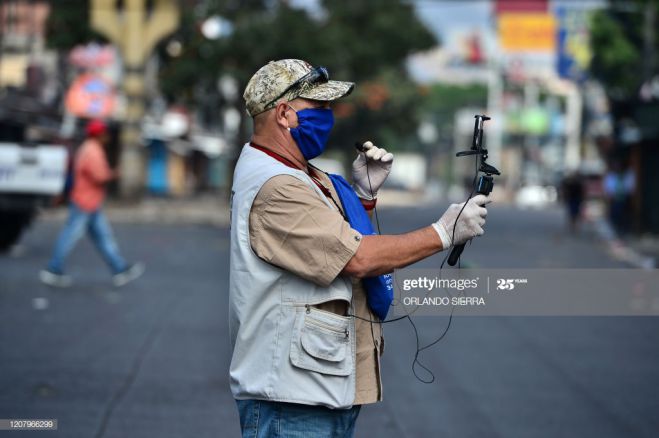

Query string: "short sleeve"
[[249, 175, 362, 287]]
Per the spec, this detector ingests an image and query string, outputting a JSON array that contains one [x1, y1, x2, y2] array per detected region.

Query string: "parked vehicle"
[[0, 139, 67, 251]]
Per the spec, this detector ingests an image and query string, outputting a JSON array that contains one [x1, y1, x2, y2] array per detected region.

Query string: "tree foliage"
[[44, 0, 105, 50], [45, 0, 438, 151], [589, 0, 659, 99], [158, 0, 437, 151]]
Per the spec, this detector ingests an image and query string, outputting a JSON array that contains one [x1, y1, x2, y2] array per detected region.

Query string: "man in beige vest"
[[230, 59, 490, 437]]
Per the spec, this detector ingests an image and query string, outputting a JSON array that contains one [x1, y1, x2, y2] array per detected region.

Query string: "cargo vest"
[[229, 144, 356, 408]]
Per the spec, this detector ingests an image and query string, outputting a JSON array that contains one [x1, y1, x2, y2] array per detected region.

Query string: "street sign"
[[64, 73, 116, 119]]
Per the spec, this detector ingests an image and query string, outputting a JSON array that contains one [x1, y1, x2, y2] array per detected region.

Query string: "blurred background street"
[[1, 204, 658, 437], [1, 0, 659, 436]]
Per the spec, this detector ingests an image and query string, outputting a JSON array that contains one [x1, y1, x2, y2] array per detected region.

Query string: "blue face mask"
[[288, 107, 334, 160]]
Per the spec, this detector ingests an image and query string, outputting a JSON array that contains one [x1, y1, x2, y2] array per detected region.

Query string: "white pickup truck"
[[0, 143, 68, 251]]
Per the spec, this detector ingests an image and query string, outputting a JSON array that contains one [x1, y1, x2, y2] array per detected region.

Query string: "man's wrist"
[[353, 184, 376, 201], [431, 222, 452, 250], [360, 198, 377, 211]]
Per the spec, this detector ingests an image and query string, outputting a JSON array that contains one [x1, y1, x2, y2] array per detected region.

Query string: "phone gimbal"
[[447, 115, 500, 266]]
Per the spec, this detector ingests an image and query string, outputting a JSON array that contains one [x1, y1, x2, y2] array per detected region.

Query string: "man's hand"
[[352, 141, 393, 200], [432, 194, 491, 249]]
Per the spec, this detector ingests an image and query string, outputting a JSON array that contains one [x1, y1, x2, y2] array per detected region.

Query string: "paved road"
[[1, 204, 657, 437]]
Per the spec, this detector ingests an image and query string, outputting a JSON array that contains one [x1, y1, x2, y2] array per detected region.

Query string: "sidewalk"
[[582, 199, 656, 269], [38, 189, 429, 226], [625, 234, 659, 266], [39, 194, 231, 227]]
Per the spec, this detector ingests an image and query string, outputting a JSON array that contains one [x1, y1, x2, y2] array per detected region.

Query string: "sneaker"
[[112, 262, 145, 287], [39, 269, 73, 288]]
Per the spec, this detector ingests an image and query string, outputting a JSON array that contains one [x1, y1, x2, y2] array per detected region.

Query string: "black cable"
[[364, 159, 380, 352], [415, 151, 478, 354], [346, 143, 481, 384]]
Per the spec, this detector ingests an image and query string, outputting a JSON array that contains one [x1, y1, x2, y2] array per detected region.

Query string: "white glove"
[[352, 141, 394, 200], [432, 194, 491, 248]]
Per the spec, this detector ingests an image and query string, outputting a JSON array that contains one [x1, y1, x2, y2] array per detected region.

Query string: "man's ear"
[[274, 102, 291, 130]]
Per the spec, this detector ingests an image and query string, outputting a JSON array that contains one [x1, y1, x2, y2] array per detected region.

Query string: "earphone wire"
[[346, 143, 480, 384]]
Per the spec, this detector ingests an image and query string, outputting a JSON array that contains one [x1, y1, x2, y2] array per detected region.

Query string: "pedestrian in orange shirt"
[[40, 120, 144, 288]]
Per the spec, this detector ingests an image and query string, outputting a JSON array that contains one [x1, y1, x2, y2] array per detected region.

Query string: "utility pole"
[[90, 0, 179, 198]]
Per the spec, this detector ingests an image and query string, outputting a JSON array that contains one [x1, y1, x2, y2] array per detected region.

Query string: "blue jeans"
[[47, 203, 127, 275], [236, 399, 361, 438]]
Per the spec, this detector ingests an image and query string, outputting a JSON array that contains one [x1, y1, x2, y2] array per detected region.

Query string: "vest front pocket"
[[290, 306, 353, 376]]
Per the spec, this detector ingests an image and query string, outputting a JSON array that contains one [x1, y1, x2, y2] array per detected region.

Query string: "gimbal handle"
[[447, 177, 492, 266], [447, 115, 494, 267]]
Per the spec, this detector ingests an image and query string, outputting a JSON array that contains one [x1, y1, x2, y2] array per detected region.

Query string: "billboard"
[[556, 7, 592, 82], [498, 13, 557, 53]]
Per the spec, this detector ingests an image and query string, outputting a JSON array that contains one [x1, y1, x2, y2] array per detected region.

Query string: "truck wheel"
[[0, 210, 35, 252]]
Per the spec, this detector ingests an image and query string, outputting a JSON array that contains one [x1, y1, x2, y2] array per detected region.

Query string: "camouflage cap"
[[243, 59, 355, 117]]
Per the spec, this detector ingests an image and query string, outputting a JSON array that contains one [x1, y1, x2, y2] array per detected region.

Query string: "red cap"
[[86, 120, 108, 137]]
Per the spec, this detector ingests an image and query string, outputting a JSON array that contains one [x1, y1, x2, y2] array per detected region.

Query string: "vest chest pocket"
[[290, 306, 353, 376]]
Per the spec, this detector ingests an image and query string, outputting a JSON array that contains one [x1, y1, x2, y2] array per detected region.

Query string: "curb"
[[592, 218, 656, 269]]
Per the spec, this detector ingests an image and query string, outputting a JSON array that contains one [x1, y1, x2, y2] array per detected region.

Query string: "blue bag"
[[327, 174, 393, 320]]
